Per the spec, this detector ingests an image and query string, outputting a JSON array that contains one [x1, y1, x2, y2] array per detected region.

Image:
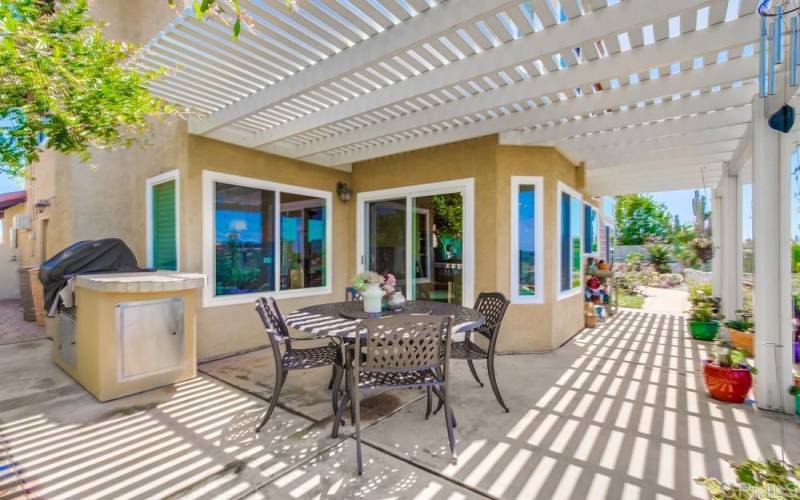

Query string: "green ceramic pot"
[[689, 320, 719, 341]]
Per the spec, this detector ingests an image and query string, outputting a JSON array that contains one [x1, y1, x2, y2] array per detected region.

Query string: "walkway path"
[[641, 287, 691, 316], [0, 299, 46, 345]]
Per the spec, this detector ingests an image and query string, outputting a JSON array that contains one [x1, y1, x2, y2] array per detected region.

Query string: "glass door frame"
[[355, 178, 475, 307]]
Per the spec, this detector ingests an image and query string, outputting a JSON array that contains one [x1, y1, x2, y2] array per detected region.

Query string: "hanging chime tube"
[[760, 16, 769, 96], [770, 20, 777, 95], [776, 5, 784, 64], [792, 15, 799, 87]]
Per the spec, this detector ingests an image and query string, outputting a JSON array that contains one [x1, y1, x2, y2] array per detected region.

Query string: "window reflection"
[[214, 183, 275, 296]]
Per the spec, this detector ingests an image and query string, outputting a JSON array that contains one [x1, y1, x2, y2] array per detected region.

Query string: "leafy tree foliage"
[[0, 0, 174, 176], [614, 194, 673, 245], [173, 0, 296, 39]]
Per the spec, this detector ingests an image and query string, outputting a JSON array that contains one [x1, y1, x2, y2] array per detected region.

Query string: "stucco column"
[[711, 188, 723, 298], [719, 164, 743, 320], [751, 96, 795, 413]]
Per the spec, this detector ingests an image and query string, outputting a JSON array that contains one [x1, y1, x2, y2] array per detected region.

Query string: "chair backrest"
[[473, 292, 510, 342], [357, 315, 452, 372], [255, 297, 286, 362]]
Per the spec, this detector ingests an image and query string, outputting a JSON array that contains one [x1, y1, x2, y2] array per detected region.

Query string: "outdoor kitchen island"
[[51, 272, 205, 401]]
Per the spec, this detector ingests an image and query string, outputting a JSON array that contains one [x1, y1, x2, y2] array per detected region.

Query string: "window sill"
[[557, 288, 582, 301], [510, 295, 544, 305], [203, 286, 333, 308]]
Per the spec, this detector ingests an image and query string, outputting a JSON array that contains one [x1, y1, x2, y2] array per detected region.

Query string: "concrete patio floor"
[[2, 309, 799, 499]]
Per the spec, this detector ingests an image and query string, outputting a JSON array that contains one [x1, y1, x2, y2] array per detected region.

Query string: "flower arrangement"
[[351, 272, 398, 295]]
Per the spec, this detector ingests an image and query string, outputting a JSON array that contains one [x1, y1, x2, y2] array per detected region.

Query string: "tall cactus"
[[692, 190, 709, 238]]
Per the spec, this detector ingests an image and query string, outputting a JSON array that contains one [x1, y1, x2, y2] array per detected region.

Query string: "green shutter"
[[152, 180, 177, 270]]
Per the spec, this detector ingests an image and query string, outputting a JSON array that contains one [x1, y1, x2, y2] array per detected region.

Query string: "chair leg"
[[466, 358, 483, 387], [327, 365, 337, 390], [441, 386, 458, 463], [331, 390, 350, 438], [487, 355, 509, 413], [425, 387, 432, 420], [352, 373, 363, 475], [257, 371, 287, 433], [331, 364, 344, 415], [431, 387, 456, 428]]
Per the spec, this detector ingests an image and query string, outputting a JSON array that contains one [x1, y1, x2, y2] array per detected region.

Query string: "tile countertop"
[[75, 272, 207, 293]]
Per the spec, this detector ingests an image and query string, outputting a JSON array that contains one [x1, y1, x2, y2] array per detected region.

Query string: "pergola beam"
[[242, 0, 719, 149], [584, 142, 738, 168], [314, 59, 758, 166], [569, 126, 746, 156], [561, 115, 749, 152], [293, 15, 756, 159], [187, 0, 521, 135], [500, 86, 754, 146]]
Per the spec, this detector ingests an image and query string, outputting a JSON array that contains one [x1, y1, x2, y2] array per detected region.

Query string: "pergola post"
[[751, 96, 795, 413], [719, 164, 743, 320], [711, 188, 723, 298]]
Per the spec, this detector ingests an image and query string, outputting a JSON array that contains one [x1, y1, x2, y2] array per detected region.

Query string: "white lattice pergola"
[[140, 0, 798, 413], [139, 0, 759, 193]]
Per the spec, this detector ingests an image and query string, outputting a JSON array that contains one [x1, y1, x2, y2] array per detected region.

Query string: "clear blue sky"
[[0, 174, 23, 194]]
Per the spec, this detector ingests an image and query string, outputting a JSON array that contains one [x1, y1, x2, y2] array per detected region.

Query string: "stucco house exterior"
[[15, 1, 617, 360]]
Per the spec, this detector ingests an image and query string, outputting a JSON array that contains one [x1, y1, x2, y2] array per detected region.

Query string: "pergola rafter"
[[140, 0, 762, 195]]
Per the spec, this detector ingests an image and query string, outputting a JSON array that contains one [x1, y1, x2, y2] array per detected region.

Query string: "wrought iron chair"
[[431, 292, 511, 413], [254, 297, 342, 433], [332, 315, 457, 475]]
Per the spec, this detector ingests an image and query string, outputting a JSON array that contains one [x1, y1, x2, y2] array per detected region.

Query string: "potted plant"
[[702, 340, 756, 404], [725, 310, 754, 356], [696, 459, 800, 499], [689, 299, 720, 341], [792, 377, 800, 416]]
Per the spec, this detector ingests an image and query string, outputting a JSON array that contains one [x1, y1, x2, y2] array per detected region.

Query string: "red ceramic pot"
[[702, 360, 753, 404]]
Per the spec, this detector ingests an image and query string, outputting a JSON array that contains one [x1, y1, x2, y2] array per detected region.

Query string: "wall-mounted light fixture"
[[336, 182, 352, 202], [34, 198, 51, 213]]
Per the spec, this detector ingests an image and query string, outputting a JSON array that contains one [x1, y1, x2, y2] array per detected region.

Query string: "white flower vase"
[[363, 283, 384, 314]]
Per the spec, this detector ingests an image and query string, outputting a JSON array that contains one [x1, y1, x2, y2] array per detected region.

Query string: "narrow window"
[[559, 183, 582, 297], [511, 177, 543, 303], [584, 203, 598, 255]]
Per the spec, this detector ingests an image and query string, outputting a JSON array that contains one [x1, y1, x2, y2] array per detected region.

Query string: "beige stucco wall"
[[495, 146, 585, 350], [350, 137, 586, 352], [181, 136, 353, 358]]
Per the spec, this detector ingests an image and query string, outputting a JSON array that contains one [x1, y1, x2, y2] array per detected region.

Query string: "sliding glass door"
[[360, 180, 472, 306], [366, 199, 407, 289]]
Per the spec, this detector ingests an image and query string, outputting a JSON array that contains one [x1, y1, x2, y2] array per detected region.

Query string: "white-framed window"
[[510, 176, 544, 304], [583, 202, 599, 256], [146, 170, 180, 271], [557, 182, 583, 299], [202, 170, 333, 307]]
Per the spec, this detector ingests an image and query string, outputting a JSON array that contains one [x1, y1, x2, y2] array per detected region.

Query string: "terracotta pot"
[[702, 360, 753, 404], [584, 312, 597, 328], [689, 320, 719, 341], [598, 263, 611, 271], [728, 328, 754, 356]]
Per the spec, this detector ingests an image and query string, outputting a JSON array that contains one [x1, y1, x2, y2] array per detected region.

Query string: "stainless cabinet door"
[[117, 298, 183, 380]]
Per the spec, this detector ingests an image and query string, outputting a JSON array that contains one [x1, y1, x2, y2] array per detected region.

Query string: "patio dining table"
[[284, 300, 484, 339]]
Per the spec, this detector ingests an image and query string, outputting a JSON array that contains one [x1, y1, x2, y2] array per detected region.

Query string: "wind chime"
[[759, 0, 800, 132]]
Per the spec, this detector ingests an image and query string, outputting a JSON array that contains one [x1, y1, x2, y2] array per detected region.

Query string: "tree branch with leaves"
[[0, 0, 176, 176]]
